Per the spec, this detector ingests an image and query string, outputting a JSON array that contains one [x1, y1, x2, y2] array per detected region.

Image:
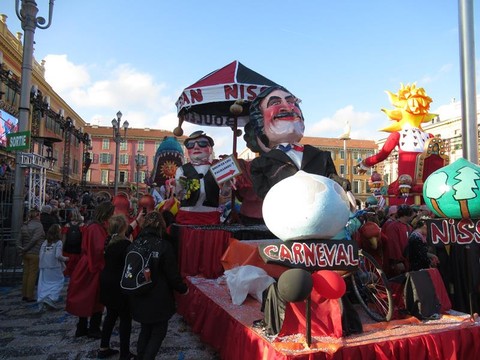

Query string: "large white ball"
[[262, 171, 350, 241]]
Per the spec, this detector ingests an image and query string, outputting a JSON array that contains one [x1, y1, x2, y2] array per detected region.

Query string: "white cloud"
[[43, 54, 90, 91], [42, 55, 241, 155], [44, 56, 176, 129], [306, 105, 385, 140]]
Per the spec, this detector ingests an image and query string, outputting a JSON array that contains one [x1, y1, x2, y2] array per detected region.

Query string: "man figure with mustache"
[[244, 85, 358, 336], [245, 85, 350, 199]]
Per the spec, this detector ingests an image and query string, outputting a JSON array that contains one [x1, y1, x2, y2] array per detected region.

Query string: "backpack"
[[120, 236, 160, 295], [64, 223, 82, 254]]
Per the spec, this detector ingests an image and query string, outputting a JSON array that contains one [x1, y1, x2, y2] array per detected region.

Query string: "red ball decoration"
[[311, 270, 346, 299], [112, 193, 130, 215], [138, 194, 155, 212]]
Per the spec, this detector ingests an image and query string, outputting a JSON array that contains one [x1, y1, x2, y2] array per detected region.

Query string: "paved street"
[[0, 281, 218, 360]]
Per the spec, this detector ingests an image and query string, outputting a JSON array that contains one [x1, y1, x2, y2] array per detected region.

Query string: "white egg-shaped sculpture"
[[262, 171, 351, 241]]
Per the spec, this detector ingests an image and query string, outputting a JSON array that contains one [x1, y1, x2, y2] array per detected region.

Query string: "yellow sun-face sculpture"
[[160, 160, 179, 179], [380, 83, 437, 133]]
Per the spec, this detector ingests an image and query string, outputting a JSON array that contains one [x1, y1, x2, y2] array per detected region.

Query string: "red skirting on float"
[[177, 276, 480, 360]]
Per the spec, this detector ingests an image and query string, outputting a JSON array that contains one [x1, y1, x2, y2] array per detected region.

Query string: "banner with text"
[[427, 218, 480, 245], [258, 239, 359, 271]]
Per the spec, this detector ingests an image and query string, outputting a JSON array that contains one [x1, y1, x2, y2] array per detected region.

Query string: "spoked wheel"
[[351, 250, 394, 322]]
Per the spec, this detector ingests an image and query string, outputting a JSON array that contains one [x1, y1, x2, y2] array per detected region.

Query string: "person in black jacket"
[[98, 214, 136, 360], [129, 211, 188, 360], [40, 205, 59, 234]]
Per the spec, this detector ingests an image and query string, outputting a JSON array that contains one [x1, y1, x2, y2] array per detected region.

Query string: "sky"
[[2, 0, 479, 156]]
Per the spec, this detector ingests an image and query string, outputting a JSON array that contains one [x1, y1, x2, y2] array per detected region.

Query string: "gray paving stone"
[[0, 283, 219, 360]]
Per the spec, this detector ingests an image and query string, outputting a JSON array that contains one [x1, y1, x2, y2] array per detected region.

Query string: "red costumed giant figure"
[[358, 84, 447, 205]]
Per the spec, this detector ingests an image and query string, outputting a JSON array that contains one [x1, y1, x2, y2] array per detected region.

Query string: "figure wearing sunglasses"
[[174, 131, 221, 225]]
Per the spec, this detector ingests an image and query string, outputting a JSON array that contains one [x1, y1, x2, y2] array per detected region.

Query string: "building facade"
[[84, 125, 185, 194]]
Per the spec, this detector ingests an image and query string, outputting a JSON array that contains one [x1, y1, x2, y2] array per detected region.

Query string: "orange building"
[[301, 137, 378, 204], [84, 125, 185, 194]]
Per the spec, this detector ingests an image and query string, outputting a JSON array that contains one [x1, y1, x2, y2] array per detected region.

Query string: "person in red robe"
[[113, 193, 143, 240], [66, 201, 115, 338], [382, 204, 415, 278]]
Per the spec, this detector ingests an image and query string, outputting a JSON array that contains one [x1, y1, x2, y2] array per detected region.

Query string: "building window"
[[86, 169, 91, 182], [120, 154, 129, 165], [101, 170, 109, 185], [102, 139, 110, 150], [99, 153, 112, 164], [340, 150, 345, 160], [138, 140, 145, 151], [52, 149, 59, 170], [137, 154, 147, 165], [73, 159, 79, 174], [383, 174, 389, 184], [353, 165, 359, 175], [120, 139, 127, 151], [339, 165, 345, 176], [135, 170, 146, 183], [155, 141, 161, 150], [119, 171, 128, 183], [352, 152, 359, 161], [353, 180, 361, 194]]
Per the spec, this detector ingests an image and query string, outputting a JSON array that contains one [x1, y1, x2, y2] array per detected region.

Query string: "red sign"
[[258, 239, 359, 271], [427, 218, 480, 245]]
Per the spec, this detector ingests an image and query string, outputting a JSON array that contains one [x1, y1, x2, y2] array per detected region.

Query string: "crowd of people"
[[352, 203, 440, 280], [17, 192, 188, 360]]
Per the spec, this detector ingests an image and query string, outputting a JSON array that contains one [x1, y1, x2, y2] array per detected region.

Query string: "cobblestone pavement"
[[0, 282, 219, 360]]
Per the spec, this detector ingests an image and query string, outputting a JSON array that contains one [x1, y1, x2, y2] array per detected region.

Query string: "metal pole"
[[136, 153, 140, 199], [114, 132, 119, 195], [343, 139, 348, 179], [458, 0, 479, 164], [12, 0, 54, 243], [306, 296, 311, 347]]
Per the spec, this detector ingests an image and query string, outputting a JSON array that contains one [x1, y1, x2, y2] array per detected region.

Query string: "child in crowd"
[[62, 208, 84, 277], [37, 224, 69, 311], [128, 212, 188, 360], [98, 214, 136, 360]]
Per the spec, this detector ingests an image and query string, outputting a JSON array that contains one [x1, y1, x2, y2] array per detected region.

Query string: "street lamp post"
[[135, 153, 141, 199], [339, 121, 351, 179], [12, 0, 55, 243], [111, 111, 128, 195]]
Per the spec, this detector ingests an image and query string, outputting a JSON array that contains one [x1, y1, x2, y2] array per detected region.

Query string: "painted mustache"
[[273, 111, 302, 120]]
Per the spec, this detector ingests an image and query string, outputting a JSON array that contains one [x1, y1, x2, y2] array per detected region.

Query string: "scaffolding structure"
[[19, 152, 50, 210]]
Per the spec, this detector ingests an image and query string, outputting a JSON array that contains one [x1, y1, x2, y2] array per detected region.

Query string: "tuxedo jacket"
[[251, 145, 343, 199]]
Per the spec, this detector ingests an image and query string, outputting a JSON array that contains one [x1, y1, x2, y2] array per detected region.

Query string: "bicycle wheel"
[[351, 250, 394, 322]]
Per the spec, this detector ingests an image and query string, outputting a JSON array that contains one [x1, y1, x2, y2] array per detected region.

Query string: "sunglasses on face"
[[185, 140, 210, 149]]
